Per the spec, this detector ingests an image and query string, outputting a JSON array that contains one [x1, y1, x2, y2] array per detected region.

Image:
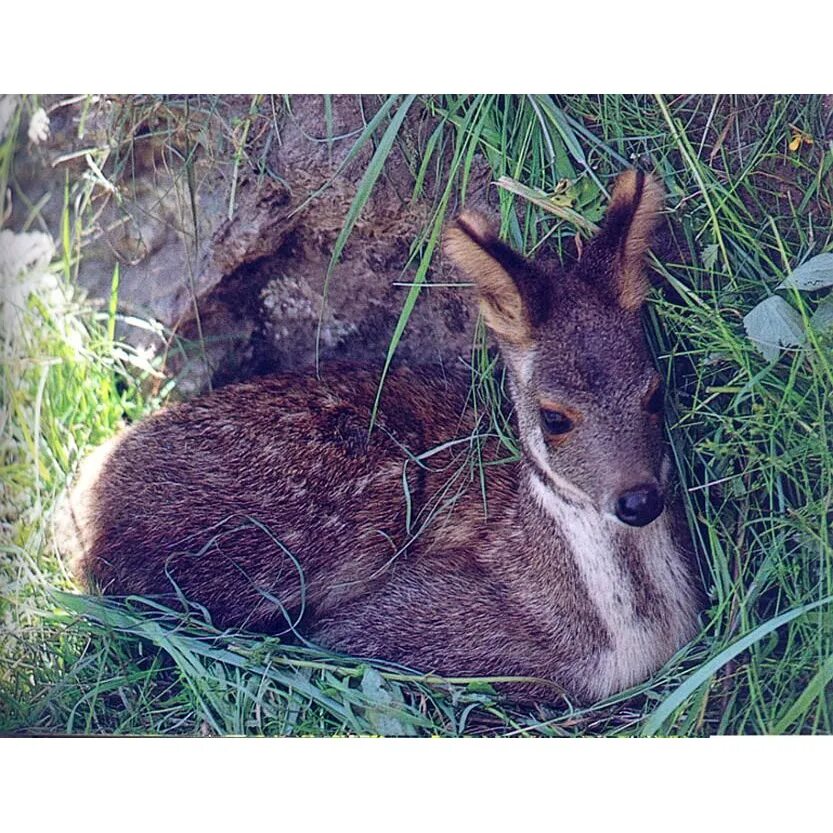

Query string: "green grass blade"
[[289, 94, 400, 219], [316, 94, 416, 370], [770, 651, 833, 733], [642, 596, 833, 736]]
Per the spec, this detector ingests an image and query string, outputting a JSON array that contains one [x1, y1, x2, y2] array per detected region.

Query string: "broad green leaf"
[[777, 252, 833, 291], [742, 295, 806, 361]]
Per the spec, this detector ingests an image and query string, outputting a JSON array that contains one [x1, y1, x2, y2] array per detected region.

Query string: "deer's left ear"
[[585, 170, 665, 311], [444, 211, 550, 347]]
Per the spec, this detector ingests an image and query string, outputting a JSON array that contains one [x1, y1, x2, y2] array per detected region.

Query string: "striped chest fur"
[[528, 472, 699, 699]]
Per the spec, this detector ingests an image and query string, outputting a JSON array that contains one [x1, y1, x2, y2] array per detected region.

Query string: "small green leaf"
[[777, 252, 833, 291], [465, 680, 498, 696], [742, 295, 806, 361], [495, 176, 599, 235], [702, 243, 719, 271], [809, 294, 833, 333], [359, 667, 416, 737]]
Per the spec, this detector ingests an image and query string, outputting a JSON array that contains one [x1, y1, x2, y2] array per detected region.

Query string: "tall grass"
[[1, 94, 831, 736]]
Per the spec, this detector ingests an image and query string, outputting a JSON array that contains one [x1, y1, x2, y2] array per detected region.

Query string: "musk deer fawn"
[[61, 170, 702, 704]]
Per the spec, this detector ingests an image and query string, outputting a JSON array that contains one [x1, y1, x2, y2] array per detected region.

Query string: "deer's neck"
[[516, 467, 699, 698]]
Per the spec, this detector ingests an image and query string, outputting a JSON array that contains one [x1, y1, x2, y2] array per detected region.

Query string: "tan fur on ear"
[[444, 211, 532, 346], [607, 171, 665, 311]]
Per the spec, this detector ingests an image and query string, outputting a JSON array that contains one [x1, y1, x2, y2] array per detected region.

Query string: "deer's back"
[[66, 365, 502, 632]]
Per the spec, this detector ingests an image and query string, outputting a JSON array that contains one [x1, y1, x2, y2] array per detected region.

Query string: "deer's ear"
[[444, 211, 549, 346], [586, 170, 665, 311]]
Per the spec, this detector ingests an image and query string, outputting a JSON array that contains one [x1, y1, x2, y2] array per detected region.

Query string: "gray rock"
[[14, 95, 496, 393]]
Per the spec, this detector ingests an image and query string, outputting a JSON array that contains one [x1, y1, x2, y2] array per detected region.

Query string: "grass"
[[1, 94, 832, 736]]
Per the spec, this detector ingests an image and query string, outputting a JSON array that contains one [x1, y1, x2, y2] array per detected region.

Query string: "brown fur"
[[60, 170, 702, 706]]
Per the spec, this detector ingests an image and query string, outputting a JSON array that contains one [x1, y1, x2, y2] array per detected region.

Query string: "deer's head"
[[445, 171, 669, 527]]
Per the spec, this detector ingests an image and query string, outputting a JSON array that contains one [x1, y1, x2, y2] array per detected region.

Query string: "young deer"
[[61, 170, 701, 704]]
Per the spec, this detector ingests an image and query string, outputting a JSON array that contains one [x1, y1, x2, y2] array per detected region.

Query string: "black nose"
[[615, 484, 664, 527]]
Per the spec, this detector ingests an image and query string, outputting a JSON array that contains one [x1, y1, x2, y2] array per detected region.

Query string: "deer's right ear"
[[444, 212, 549, 347], [584, 170, 665, 311]]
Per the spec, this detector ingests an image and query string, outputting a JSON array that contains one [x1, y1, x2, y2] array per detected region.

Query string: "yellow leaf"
[[789, 135, 801, 152]]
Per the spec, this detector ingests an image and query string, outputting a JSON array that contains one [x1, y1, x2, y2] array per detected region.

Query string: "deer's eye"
[[540, 408, 574, 435], [644, 380, 664, 415]]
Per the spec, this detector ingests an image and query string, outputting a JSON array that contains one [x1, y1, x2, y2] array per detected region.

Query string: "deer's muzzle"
[[615, 483, 664, 527]]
